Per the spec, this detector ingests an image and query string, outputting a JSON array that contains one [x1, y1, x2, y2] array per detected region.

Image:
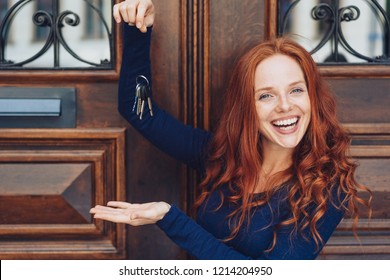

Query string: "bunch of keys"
[[132, 75, 154, 120]]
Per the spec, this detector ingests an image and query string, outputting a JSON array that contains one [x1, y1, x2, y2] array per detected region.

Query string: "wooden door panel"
[[0, 163, 92, 224], [319, 125, 390, 259], [0, 129, 126, 259], [209, 0, 265, 130], [328, 79, 390, 123]]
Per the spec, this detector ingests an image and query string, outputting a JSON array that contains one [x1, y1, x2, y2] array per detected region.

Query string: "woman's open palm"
[[90, 201, 170, 226]]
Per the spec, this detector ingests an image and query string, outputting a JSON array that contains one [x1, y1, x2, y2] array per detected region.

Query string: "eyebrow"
[[255, 80, 306, 93]]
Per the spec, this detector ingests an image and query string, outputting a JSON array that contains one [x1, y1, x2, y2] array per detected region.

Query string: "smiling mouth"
[[272, 117, 299, 131]]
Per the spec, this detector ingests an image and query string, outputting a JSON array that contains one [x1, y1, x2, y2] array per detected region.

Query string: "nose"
[[276, 95, 293, 112]]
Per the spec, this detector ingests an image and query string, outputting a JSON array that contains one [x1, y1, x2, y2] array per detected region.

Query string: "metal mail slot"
[[0, 99, 61, 117], [0, 87, 76, 128]]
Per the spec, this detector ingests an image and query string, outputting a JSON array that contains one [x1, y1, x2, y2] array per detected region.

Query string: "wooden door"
[[1, 0, 388, 260]]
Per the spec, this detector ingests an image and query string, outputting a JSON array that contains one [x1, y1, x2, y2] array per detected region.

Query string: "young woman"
[[90, 0, 371, 259]]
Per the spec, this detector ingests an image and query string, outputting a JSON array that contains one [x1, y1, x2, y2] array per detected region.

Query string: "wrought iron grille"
[[279, 0, 390, 63], [0, 0, 114, 69]]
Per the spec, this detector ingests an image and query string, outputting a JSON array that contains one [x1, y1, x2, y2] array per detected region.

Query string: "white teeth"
[[273, 117, 298, 127], [279, 124, 296, 130]]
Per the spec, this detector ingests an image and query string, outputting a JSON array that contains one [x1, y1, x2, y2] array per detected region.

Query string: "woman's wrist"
[[157, 201, 171, 221]]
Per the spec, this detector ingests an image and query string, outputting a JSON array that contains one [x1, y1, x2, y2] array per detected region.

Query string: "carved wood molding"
[[181, 0, 210, 130], [180, 0, 210, 214], [344, 123, 390, 135], [0, 128, 126, 259], [265, 0, 278, 39]]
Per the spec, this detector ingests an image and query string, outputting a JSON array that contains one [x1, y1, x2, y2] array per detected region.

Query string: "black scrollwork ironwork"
[[310, 4, 335, 56], [0, 0, 113, 69], [279, 0, 390, 63]]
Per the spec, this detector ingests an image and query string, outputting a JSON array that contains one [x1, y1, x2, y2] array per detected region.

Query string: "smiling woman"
[[90, 0, 372, 260]]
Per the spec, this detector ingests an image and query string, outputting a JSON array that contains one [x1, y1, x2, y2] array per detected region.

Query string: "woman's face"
[[254, 54, 311, 152]]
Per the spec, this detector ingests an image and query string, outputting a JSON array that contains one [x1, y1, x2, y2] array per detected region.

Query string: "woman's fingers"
[[113, 4, 121, 23], [113, 0, 154, 32], [112, 1, 136, 25], [93, 212, 129, 224], [107, 201, 133, 209], [135, 3, 150, 32]]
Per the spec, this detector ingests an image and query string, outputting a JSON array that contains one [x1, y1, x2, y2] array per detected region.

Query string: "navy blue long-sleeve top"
[[118, 24, 345, 260]]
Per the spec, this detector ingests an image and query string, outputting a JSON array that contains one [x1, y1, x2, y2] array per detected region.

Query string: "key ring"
[[136, 75, 150, 86]]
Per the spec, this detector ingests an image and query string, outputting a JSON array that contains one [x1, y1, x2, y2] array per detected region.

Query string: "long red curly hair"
[[194, 37, 371, 251]]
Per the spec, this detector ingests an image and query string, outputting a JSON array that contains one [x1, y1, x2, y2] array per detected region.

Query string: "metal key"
[[137, 86, 143, 115], [139, 86, 146, 120], [144, 85, 154, 117], [132, 84, 141, 112]]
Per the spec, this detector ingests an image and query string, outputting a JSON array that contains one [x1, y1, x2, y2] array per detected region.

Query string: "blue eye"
[[291, 88, 304, 94], [259, 93, 272, 100]]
